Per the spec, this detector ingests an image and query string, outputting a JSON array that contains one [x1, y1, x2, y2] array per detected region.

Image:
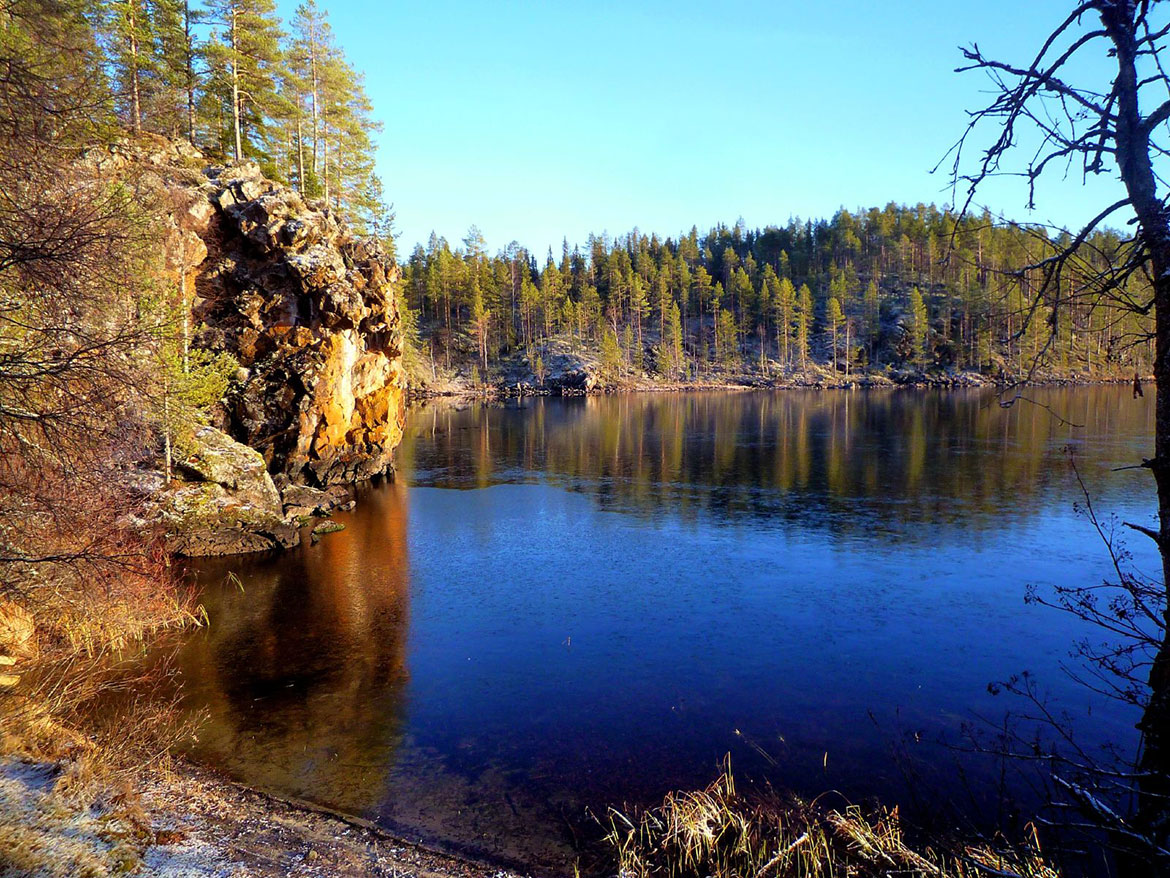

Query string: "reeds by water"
[[602, 757, 1057, 878]]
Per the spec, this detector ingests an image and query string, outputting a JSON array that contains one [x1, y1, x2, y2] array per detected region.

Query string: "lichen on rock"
[[189, 162, 406, 488], [161, 427, 298, 557]]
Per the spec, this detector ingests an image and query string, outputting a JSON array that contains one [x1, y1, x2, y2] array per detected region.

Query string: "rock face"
[[495, 341, 602, 395], [189, 163, 407, 487], [162, 427, 299, 556], [106, 136, 407, 555]]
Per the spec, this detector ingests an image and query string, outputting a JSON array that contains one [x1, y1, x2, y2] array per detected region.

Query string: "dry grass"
[[0, 762, 151, 878], [603, 758, 1058, 878], [0, 650, 200, 877], [0, 603, 204, 877]]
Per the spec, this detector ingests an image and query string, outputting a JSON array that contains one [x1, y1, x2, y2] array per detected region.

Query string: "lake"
[[180, 386, 1156, 871]]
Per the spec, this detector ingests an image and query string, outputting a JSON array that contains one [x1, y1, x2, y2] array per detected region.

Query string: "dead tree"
[[946, 0, 1170, 866]]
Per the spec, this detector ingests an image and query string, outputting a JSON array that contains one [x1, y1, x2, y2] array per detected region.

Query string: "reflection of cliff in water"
[[180, 481, 411, 817], [400, 387, 1152, 538]]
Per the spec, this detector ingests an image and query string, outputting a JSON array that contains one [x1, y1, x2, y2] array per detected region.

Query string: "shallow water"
[[182, 387, 1156, 871]]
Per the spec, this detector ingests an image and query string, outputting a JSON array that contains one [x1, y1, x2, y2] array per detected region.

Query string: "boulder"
[[178, 426, 280, 501], [159, 427, 298, 556], [281, 483, 353, 519]]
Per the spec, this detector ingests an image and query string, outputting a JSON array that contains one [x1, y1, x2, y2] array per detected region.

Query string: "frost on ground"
[[0, 758, 146, 877], [0, 755, 528, 878]]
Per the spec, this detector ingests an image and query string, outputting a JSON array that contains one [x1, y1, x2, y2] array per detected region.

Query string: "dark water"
[[181, 387, 1156, 871]]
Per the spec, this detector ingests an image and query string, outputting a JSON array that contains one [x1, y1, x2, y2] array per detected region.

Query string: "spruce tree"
[[908, 286, 928, 367]]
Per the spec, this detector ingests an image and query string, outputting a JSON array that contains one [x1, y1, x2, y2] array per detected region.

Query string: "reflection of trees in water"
[[182, 483, 412, 816], [402, 388, 1152, 538]]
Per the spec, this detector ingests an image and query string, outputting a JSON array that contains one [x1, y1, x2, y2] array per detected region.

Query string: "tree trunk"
[[184, 1, 196, 144], [322, 113, 329, 203], [180, 269, 189, 373], [296, 108, 305, 189], [163, 382, 172, 483], [1101, 4, 1170, 853], [229, 7, 242, 161], [128, 0, 141, 134], [845, 319, 851, 378], [310, 19, 319, 176]]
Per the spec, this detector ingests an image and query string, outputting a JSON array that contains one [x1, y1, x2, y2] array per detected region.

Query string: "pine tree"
[[774, 276, 795, 366], [795, 283, 813, 371], [629, 274, 647, 356], [290, 0, 330, 181], [204, 0, 285, 162], [732, 267, 754, 347], [470, 272, 489, 374], [658, 300, 684, 378], [145, 0, 197, 137], [826, 296, 844, 372], [103, 0, 152, 133]]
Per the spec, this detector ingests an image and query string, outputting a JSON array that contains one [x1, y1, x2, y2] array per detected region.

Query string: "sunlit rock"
[[188, 163, 407, 487], [161, 427, 298, 557]]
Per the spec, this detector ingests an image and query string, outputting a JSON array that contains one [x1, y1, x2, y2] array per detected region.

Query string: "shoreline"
[[0, 751, 536, 878], [141, 759, 533, 878], [406, 372, 1136, 404]]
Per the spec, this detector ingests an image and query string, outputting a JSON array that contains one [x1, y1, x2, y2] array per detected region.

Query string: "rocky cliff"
[[108, 136, 407, 555]]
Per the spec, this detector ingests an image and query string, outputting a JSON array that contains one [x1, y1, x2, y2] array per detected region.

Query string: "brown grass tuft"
[[603, 757, 1058, 878]]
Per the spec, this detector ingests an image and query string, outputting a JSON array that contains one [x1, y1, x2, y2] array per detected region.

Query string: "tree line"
[[403, 206, 1152, 382], [98, 0, 389, 233]]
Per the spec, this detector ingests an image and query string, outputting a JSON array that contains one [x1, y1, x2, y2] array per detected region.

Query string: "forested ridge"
[[23, 2, 1154, 390], [93, 0, 389, 235], [403, 209, 1153, 386]]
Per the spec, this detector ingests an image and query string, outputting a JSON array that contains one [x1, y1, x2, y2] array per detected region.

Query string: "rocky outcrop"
[[161, 427, 299, 556], [108, 136, 406, 491], [94, 136, 407, 555], [187, 163, 407, 487], [494, 341, 602, 395]]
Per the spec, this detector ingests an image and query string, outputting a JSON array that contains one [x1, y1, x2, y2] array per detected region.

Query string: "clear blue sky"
[[280, 0, 1129, 256]]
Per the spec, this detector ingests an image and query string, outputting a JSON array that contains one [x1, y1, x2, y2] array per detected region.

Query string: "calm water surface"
[[182, 387, 1156, 870]]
